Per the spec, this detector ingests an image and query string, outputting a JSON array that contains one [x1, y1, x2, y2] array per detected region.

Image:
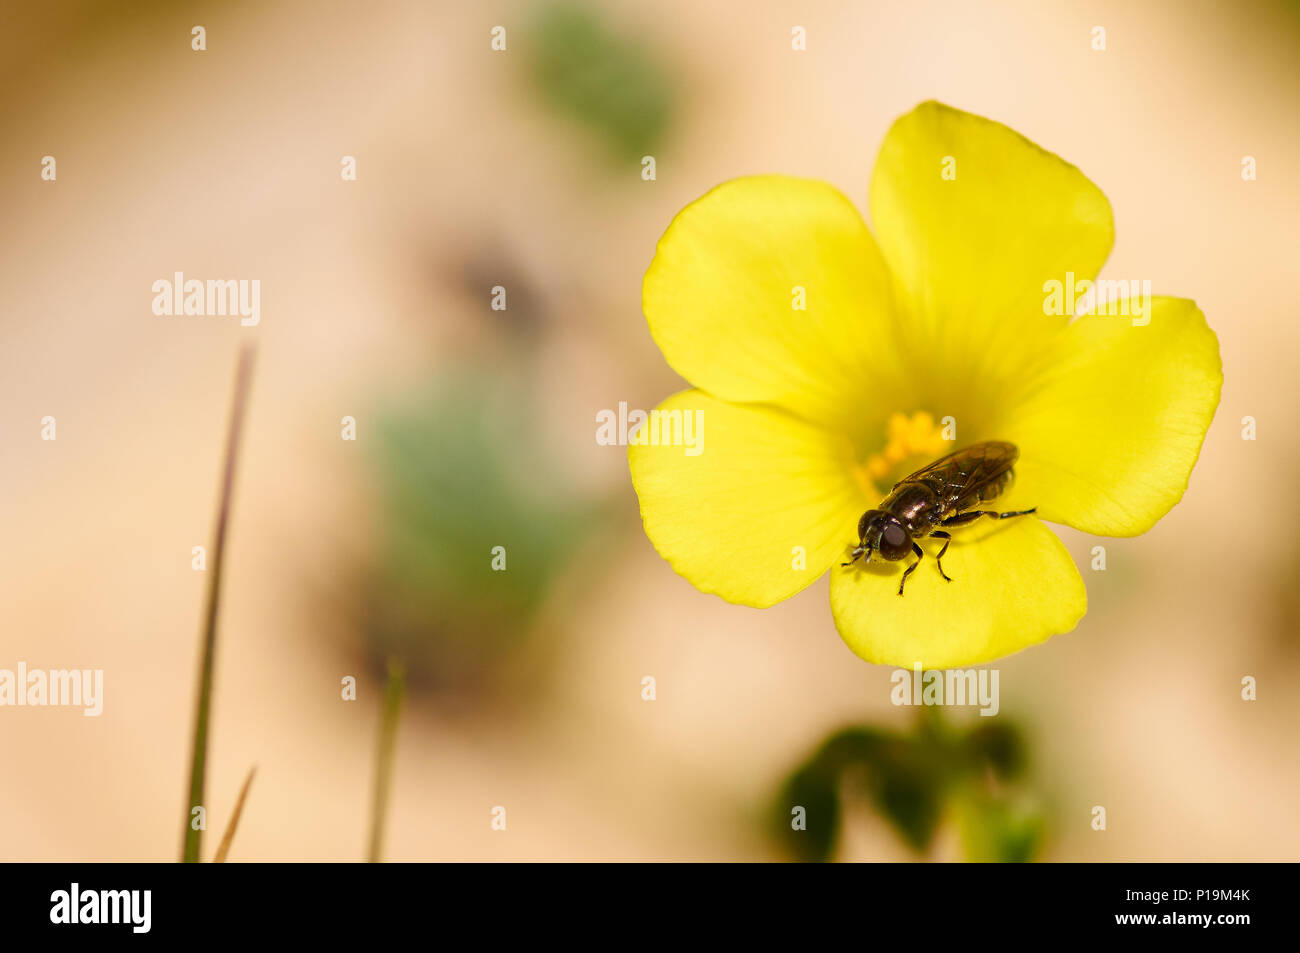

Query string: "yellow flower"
[[628, 101, 1222, 668]]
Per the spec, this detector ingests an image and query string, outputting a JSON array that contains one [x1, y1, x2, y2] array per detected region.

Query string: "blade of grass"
[[181, 344, 256, 863], [213, 766, 258, 863], [366, 659, 406, 862]]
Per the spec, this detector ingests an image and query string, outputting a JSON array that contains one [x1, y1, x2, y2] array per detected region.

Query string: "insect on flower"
[[628, 101, 1224, 667], [843, 441, 1036, 595]]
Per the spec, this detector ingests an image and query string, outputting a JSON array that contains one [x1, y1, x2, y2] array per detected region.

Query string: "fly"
[[842, 440, 1036, 595]]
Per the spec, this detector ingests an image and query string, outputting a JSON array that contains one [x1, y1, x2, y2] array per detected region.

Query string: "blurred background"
[[1, 0, 1298, 861]]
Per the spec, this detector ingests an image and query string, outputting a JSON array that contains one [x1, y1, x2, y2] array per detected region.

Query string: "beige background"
[[1, 0, 1297, 860]]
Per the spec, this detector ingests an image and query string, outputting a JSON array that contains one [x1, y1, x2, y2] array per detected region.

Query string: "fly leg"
[[931, 508, 1036, 583], [941, 507, 1037, 526], [842, 543, 872, 568], [898, 542, 925, 596], [930, 531, 953, 582], [992, 507, 1037, 519]]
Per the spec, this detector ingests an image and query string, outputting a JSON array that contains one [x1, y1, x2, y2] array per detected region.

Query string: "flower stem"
[[181, 344, 256, 863], [367, 658, 406, 863]]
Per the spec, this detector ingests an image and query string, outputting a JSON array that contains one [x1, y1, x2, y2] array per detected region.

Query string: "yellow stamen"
[[857, 410, 950, 492]]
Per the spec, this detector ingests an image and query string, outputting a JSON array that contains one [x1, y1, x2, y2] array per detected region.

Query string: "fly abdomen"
[[978, 466, 1014, 503]]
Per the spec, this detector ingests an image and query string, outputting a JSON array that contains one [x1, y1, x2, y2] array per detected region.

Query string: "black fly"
[[842, 441, 1036, 595]]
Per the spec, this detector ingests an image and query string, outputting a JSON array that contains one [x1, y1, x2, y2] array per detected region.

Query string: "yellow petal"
[[996, 297, 1222, 536], [869, 101, 1114, 418], [629, 390, 868, 608], [831, 517, 1085, 668], [643, 175, 901, 436]]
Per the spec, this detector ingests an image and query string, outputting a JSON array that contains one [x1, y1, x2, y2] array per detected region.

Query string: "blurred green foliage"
[[526, 1, 676, 163], [774, 712, 1046, 862], [957, 792, 1045, 863], [356, 368, 607, 699]]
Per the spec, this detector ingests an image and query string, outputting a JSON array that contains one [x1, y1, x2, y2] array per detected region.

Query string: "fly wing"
[[903, 441, 1019, 513]]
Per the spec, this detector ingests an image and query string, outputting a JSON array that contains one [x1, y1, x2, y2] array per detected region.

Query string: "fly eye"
[[883, 525, 906, 548]]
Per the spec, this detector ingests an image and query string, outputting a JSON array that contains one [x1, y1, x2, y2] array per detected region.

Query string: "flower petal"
[[869, 101, 1114, 407], [629, 390, 868, 607], [996, 297, 1222, 536], [831, 517, 1085, 668], [643, 175, 901, 433]]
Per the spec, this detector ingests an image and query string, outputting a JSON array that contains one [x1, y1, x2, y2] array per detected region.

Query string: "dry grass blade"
[[214, 766, 258, 863], [367, 659, 407, 863], [181, 344, 257, 863]]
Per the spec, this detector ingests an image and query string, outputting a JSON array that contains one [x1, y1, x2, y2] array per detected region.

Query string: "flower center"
[[853, 410, 951, 494]]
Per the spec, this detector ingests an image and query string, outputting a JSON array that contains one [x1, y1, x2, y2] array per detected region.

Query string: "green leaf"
[[854, 735, 948, 853], [359, 370, 607, 691], [527, 2, 676, 163], [963, 721, 1027, 781], [775, 762, 841, 863]]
